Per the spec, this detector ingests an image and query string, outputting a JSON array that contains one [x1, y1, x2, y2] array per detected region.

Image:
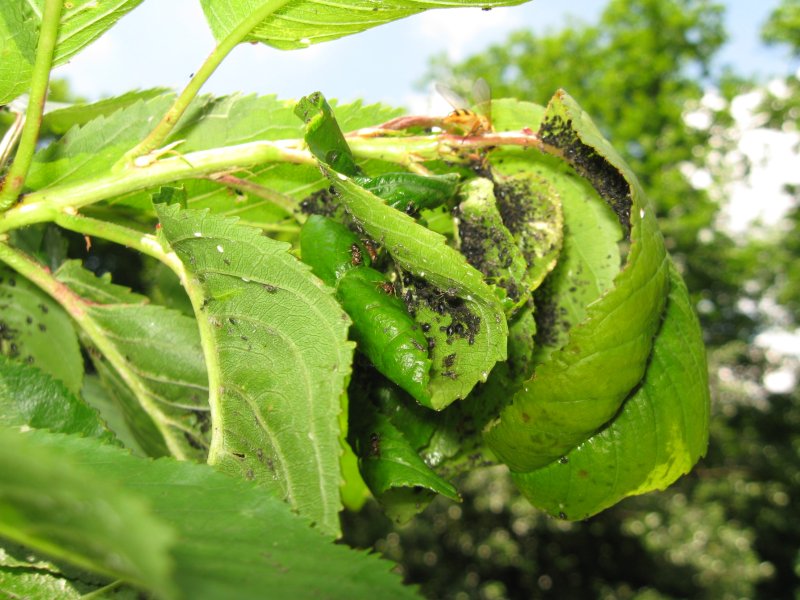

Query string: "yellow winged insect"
[[436, 77, 493, 136]]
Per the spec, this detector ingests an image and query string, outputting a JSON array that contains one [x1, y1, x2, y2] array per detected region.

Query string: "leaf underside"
[[156, 203, 353, 537]]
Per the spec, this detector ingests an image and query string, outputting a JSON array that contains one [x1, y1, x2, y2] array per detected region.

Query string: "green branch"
[[0, 140, 313, 233], [0, 0, 63, 210], [54, 211, 184, 272], [0, 129, 544, 236], [119, 0, 294, 166]]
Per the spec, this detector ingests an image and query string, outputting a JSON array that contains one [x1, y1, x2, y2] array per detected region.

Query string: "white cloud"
[[416, 7, 513, 61]]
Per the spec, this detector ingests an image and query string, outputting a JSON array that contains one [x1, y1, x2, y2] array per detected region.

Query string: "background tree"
[[342, 0, 800, 597]]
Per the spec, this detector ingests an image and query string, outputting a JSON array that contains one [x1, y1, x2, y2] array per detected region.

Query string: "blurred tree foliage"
[[342, 0, 800, 598]]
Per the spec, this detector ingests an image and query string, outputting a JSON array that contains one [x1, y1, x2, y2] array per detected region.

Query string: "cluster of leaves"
[[365, 0, 800, 597], [1, 0, 710, 597]]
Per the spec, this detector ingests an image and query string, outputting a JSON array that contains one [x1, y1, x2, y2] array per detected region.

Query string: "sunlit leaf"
[[156, 203, 353, 537], [512, 261, 710, 519], [55, 261, 210, 461], [0, 355, 113, 443], [0, 1, 146, 104], [484, 91, 670, 472], [199, 0, 530, 51], [1, 428, 421, 599]]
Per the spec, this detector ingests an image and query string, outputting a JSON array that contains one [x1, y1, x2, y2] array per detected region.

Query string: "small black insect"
[[368, 432, 381, 458]]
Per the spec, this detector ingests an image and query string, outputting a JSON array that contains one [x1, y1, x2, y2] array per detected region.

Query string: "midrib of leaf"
[[0, 245, 205, 460], [156, 204, 353, 537], [74, 307, 193, 458]]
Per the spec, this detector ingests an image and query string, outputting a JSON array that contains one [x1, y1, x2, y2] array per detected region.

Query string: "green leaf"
[[27, 93, 176, 189], [156, 203, 353, 537], [456, 177, 532, 314], [0, 567, 84, 599], [297, 92, 508, 410], [0, 543, 133, 598], [300, 216, 433, 403], [329, 171, 508, 410], [494, 170, 564, 295], [512, 260, 710, 519], [0, 1, 146, 104], [528, 167, 621, 364], [0, 427, 176, 599], [0, 266, 83, 394], [0, 355, 113, 443], [80, 373, 148, 456], [98, 95, 401, 227], [42, 88, 172, 135], [350, 407, 459, 524], [2, 428, 420, 599], [0, 4, 37, 104], [55, 261, 210, 461], [485, 91, 670, 471], [199, 0, 530, 51]]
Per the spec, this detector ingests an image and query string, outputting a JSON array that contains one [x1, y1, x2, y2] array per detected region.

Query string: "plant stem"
[[0, 140, 313, 233], [119, 0, 294, 166], [54, 211, 183, 273], [0, 242, 189, 460], [0, 0, 63, 210]]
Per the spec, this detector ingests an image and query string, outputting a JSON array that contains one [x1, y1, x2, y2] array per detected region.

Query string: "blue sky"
[[55, 0, 791, 110]]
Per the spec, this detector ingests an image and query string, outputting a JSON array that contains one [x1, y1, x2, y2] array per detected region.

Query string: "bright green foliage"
[[301, 215, 432, 404], [0, 0, 715, 593], [200, 0, 529, 50], [0, 355, 114, 442], [762, 0, 800, 55], [513, 261, 710, 518], [0, 266, 83, 394], [41, 88, 172, 135], [27, 94, 177, 189], [0, 427, 177, 599], [0, 1, 145, 104], [456, 177, 531, 315], [55, 260, 210, 461], [485, 91, 671, 474], [156, 203, 353, 537], [351, 409, 460, 524], [0, 427, 420, 599]]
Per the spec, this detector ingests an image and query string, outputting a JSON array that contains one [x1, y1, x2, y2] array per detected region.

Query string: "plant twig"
[[0, 139, 313, 234], [208, 172, 303, 222], [0, 0, 63, 210], [118, 0, 294, 167]]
